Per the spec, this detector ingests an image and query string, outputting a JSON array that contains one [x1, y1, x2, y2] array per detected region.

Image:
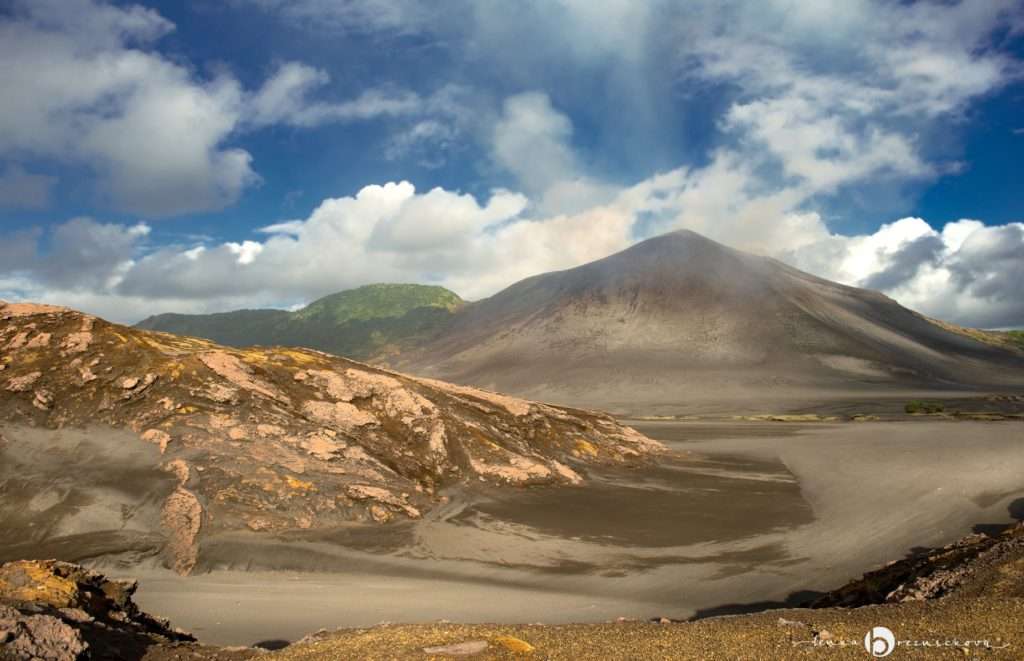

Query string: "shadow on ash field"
[[0, 426, 174, 565], [4, 420, 1024, 648], [446, 450, 810, 550]]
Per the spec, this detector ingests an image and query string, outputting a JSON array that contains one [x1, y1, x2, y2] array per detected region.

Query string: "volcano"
[[398, 230, 1024, 412]]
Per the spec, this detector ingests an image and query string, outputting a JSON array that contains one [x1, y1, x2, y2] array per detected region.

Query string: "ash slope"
[[400, 230, 1024, 411], [0, 301, 659, 575]]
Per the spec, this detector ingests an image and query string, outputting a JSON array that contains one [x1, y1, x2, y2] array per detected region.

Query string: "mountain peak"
[[661, 228, 718, 241], [401, 232, 1024, 411], [615, 229, 742, 262]]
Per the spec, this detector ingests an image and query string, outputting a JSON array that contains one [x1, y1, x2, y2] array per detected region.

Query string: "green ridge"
[[294, 284, 462, 323], [136, 284, 464, 362]]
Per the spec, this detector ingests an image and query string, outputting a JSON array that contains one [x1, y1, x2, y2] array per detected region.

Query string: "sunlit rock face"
[[0, 300, 661, 574]]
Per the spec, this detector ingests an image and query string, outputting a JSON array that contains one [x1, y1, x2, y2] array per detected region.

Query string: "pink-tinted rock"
[[5, 372, 41, 392], [141, 429, 172, 453], [161, 488, 203, 575], [198, 351, 284, 402]]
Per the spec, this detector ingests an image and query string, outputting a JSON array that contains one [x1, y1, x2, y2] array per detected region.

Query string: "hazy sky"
[[1, 0, 1023, 327]]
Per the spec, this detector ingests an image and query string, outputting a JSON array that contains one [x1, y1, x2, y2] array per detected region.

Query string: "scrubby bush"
[[905, 400, 944, 414]]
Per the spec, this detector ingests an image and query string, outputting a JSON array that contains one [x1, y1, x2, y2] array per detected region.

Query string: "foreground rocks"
[[0, 560, 251, 661], [3, 522, 1022, 659], [810, 520, 1024, 607], [0, 301, 662, 575]]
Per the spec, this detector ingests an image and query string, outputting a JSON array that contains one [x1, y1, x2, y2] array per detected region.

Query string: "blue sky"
[[1, 0, 1023, 326]]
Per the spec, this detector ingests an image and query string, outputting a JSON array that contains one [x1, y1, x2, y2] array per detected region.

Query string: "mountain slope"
[[136, 284, 462, 362], [398, 230, 1024, 411], [0, 301, 659, 575]]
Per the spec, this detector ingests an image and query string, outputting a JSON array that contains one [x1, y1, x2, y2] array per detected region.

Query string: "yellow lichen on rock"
[[285, 475, 317, 492], [274, 348, 320, 365], [0, 561, 78, 607], [574, 439, 598, 457], [493, 635, 536, 654]]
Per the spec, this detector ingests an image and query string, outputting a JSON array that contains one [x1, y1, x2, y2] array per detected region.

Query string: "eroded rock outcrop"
[[810, 520, 1024, 607], [0, 301, 662, 575], [0, 560, 194, 660]]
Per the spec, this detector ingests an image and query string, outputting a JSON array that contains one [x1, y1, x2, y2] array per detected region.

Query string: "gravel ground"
[[267, 600, 1022, 660], [265, 525, 1024, 660]]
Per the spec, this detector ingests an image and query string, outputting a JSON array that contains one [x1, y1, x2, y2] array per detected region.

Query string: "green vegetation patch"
[[905, 400, 945, 415], [136, 283, 464, 362], [292, 284, 463, 324]]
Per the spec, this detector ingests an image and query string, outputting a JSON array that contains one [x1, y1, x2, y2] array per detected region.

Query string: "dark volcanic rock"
[[809, 521, 1024, 608], [0, 559, 192, 660], [0, 604, 87, 661], [0, 560, 259, 661]]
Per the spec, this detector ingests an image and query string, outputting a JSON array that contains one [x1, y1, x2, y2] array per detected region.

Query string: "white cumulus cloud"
[[0, 0, 255, 216], [2, 0, 1023, 331], [3, 181, 1024, 329], [249, 62, 423, 128], [0, 1, 436, 217]]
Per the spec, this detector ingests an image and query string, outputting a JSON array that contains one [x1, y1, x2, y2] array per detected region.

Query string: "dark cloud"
[[0, 227, 41, 272], [0, 218, 148, 291], [945, 224, 1024, 326], [862, 234, 944, 291]]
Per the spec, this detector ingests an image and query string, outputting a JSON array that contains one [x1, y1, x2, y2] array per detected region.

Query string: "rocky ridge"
[[810, 519, 1024, 607], [0, 559, 252, 661], [0, 301, 661, 575]]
